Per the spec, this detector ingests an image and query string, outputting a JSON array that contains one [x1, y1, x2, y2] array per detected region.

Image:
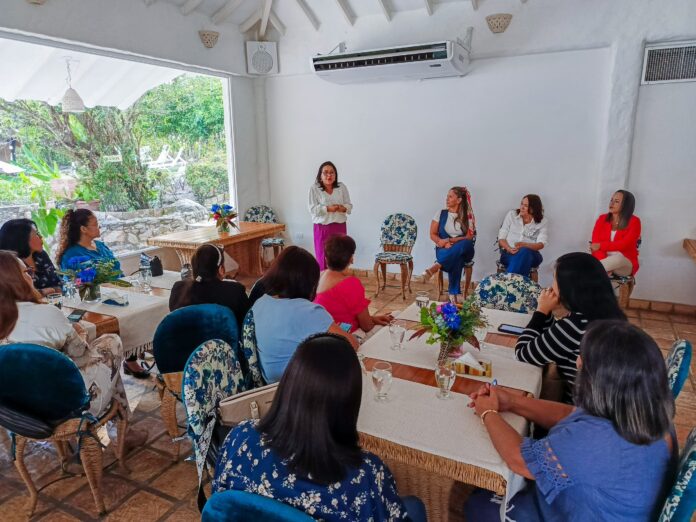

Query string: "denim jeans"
[[500, 247, 542, 278]]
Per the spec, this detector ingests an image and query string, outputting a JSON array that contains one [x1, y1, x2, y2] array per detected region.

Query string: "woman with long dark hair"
[[468, 320, 676, 521], [213, 333, 426, 521], [0, 219, 62, 295], [250, 246, 358, 383], [497, 194, 548, 277], [169, 244, 249, 328], [422, 186, 476, 302], [590, 189, 641, 276], [308, 161, 353, 270], [515, 252, 626, 403]]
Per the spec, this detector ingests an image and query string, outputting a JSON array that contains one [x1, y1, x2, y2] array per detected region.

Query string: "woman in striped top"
[[515, 252, 626, 403]]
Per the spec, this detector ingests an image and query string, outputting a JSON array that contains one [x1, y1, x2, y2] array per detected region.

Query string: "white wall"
[[629, 81, 696, 304], [265, 48, 611, 287]]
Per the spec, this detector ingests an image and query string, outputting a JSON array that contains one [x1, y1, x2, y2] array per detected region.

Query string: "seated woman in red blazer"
[[590, 190, 641, 276]]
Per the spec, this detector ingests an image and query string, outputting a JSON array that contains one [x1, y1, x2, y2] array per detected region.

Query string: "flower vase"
[[217, 221, 231, 234], [81, 284, 101, 303], [437, 340, 463, 365]]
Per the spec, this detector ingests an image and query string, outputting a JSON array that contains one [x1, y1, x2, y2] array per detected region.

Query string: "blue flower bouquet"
[[210, 203, 238, 233], [60, 256, 129, 302]]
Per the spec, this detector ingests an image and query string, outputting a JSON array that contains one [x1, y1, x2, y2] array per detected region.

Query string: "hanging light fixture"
[[61, 58, 85, 113]]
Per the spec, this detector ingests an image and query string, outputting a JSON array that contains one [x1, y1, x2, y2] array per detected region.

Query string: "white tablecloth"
[[78, 289, 170, 356], [397, 302, 533, 330], [357, 374, 530, 519], [150, 270, 182, 290]]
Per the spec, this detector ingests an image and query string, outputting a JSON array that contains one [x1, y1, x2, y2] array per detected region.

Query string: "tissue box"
[[450, 357, 492, 378]]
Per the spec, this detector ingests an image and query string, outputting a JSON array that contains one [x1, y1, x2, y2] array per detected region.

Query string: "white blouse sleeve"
[[340, 184, 353, 214], [498, 210, 514, 241], [537, 219, 549, 246], [308, 185, 327, 220]]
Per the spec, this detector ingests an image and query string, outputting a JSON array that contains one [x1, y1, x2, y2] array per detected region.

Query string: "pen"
[[491, 379, 498, 386]]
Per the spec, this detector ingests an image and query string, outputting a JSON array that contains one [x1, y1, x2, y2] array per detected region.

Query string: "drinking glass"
[[62, 281, 78, 305], [371, 361, 393, 402], [47, 292, 63, 309], [474, 327, 488, 351], [415, 291, 429, 309], [435, 365, 456, 400], [139, 267, 152, 292], [388, 323, 406, 351]]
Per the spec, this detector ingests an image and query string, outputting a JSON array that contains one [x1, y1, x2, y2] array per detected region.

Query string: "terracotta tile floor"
[[1, 275, 694, 521]]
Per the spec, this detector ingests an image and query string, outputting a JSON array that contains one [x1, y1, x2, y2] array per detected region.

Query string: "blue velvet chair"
[[659, 427, 696, 522], [0, 343, 127, 516], [202, 490, 314, 521], [153, 304, 239, 460], [182, 339, 246, 495], [666, 339, 693, 399]]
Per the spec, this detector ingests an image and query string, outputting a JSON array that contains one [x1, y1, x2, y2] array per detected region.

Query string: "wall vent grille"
[[642, 43, 696, 84]]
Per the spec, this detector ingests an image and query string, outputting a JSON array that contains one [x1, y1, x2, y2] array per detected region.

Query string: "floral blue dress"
[[213, 420, 409, 521]]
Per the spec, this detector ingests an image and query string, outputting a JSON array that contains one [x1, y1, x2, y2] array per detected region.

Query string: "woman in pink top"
[[315, 235, 392, 333]]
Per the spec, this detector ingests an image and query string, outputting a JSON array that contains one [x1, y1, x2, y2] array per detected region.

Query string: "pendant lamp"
[[61, 59, 85, 113]]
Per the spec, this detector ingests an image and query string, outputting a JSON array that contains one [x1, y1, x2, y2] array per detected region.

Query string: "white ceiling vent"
[[246, 41, 278, 76], [642, 42, 696, 84]]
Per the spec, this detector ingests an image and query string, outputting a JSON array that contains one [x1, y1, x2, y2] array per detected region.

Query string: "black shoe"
[[122, 360, 151, 379]]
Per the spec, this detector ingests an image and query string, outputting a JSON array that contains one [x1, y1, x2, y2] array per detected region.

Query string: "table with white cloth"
[[63, 287, 170, 357], [357, 302, 540, 522], [150, 270, 183, 291]]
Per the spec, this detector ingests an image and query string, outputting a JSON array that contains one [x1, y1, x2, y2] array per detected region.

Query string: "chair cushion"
[[0, 344, 89, 423], [666, 340, 693, 399], [0, 404, 55, 439], [241, 310, 266, 389], [474, 273, 542, 314], [380, 213, 417, 247], [244, 205, 278, 224], [203, 490, 314, 522], [154, 304, 239, 375], [183, 339, 246, 483], [261, 237, 284, 247], [375, 252, 413, 263], [660, 428, 696, 522]]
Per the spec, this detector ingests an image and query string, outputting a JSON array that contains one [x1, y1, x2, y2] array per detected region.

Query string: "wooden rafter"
[[240, 8, 262, 33], [471, 0, 478, 10], [334, 0, 356, 26], [376, 0, 391, 21], [269, 9, 286, 36], [295, 0, 320, 30], [259, 0, 274, 38], [180, 0, 203, 16], [424, 0, 433, 15], [211, 0, 243, 25]]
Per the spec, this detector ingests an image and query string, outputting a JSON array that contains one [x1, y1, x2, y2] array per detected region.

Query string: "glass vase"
[[217, 221, 231, 234], [437, 340, 462, 366], [81, 284, 101, 303]]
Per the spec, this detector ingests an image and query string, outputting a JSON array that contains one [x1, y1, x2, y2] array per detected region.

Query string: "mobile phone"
[[67, 309, 87, 323], [339, 322, 352, 333], [497, 323, 525, 335]]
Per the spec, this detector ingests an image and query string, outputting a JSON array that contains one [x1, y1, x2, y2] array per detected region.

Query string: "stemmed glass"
[[388, 322, 406, 351], [435, 365, 456, 400], [371, 361, 393, 402], [139, 267, 152, 292], [415, 291, 429, 309]]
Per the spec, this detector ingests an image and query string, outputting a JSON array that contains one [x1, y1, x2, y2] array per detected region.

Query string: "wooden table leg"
[[224, 238, 264, 277]]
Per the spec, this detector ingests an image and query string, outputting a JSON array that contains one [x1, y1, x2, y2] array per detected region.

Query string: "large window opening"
[[0, 36, 233, 256]]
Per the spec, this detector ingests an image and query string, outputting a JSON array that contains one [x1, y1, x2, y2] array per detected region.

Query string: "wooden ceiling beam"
[[259, 0, 273, 38], [376, 0, 391, 21], [180, 0, 203, 15], [334, 0, 356, 26], [424, 0, 433, 15], [295, 0, 320, 30], [211, 0, 243, 25]]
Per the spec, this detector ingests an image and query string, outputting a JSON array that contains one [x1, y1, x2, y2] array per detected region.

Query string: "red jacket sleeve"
[[598, 216, 641, 253], [591, 215, 608, 261]]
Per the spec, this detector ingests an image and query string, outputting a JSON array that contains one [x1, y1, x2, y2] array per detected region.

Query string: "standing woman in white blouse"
[[497, 194, 548, 277], [308, 161, 353, 270]]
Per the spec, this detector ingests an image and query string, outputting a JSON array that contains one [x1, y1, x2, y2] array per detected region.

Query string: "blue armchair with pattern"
[[474, 272, 542, 314], [182, 339, 247, 494], [373, 213, 417, 300], [666, 339, 692, 399], [244, 205, 285, 267], [241, 309, 266, 389], [659, 427, 696, 522]]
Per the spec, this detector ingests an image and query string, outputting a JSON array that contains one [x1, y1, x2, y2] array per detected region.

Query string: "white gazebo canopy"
[[0, 37, 184, 110]]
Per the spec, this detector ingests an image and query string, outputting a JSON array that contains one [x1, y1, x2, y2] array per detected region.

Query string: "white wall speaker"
[[246, 41, 278, 75]]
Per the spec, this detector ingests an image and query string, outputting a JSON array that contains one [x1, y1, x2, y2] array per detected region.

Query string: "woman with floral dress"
[[213, 333, 427, 522]]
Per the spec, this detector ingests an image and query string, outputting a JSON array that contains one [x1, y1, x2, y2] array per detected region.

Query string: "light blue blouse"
[[60, 240, 122, 275], [252, 294, 333, 383]]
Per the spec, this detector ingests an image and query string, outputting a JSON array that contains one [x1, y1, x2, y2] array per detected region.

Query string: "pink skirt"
[[313, 222, 347, 270]]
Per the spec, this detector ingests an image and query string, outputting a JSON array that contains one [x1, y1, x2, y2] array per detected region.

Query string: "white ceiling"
[[147, 0, 472, 35], [0, 37, 184, 109]]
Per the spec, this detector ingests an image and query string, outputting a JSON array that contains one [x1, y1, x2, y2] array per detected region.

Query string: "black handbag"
[[0, 404, 55, 439], [150, 255, 163, 277]]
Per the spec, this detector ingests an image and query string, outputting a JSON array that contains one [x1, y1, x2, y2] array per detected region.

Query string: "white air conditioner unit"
[[246, 41, 278, 75], [311, 41, 469, 84]]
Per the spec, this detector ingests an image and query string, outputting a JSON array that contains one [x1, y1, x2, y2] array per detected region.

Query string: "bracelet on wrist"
[[480, 409, 499, 425]]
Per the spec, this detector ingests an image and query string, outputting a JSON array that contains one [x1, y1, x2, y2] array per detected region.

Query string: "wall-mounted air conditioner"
[[311, 41, 470, 84], [641, 41, 696, 85]]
